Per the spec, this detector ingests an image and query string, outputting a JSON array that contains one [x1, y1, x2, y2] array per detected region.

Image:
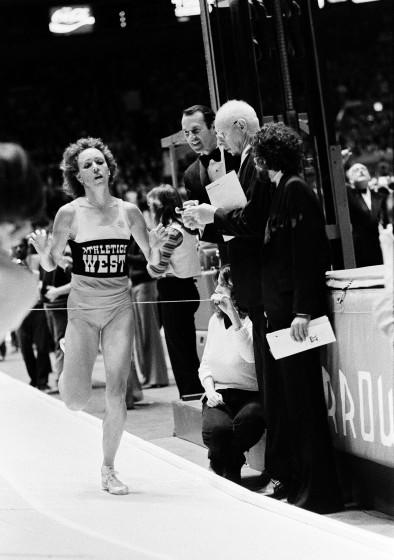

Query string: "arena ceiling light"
[[49, 5, 95, 35], [318, 0, 380, 6], [171, 0, 228, 21]]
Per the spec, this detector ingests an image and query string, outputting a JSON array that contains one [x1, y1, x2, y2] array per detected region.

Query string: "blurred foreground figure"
[[0, 143, 43, 341]]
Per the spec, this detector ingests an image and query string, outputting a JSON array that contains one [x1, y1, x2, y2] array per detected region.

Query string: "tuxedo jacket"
[[346, 186, 383, 267], [213, 152, 272, 309], [261, 174, 329, 325], [183, 151, 239, 244]]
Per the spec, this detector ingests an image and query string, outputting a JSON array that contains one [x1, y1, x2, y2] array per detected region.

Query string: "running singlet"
[[69, 198, 131, 279]]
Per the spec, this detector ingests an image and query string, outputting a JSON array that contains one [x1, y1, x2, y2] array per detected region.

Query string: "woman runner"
[[30, 137, 165, 495]]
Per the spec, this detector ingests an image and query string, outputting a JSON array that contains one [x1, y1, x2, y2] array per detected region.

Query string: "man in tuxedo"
[[182, 100, 272, 405], [252, 122, 343, 513], [181, 105, 240, 253], [346, 163, 384, 267]]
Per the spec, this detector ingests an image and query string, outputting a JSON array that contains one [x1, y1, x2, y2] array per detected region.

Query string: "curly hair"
[[60, 137, 118, 198], [252, 122, 303, 174], [0, 143, 44, 223]]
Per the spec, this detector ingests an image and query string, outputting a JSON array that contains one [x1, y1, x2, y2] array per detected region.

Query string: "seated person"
[[199, 265, 265, 484]]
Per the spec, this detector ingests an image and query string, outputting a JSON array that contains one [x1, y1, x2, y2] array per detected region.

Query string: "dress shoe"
[[209, 460, 226, 477], [260, 478, 288, 500], [223, 469, 242, 485]]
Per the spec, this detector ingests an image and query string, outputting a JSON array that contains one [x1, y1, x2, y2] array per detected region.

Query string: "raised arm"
[[126, 204, 150, 260], [147, 227, 183, 278], [30, 204, 74, 271], [198, 316, 224, 408]]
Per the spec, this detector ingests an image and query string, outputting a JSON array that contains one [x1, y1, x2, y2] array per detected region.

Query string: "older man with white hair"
[[183, 100, 272, 469], [346, 163, 384, 266]]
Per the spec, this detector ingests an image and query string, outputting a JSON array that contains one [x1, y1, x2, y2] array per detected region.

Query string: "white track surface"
[[0, 372, 392, 560]]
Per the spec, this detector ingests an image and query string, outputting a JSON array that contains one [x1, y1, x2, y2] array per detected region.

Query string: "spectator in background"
[[127, 239, 168, 388], [346, 163, 384, 267], [199, 265, 265, 484], [252, 122, 343, 513], [147, 184, 203, 399], [10, 332, 19, 353], [0, 143, 43, 342], [125, 186, 168, 404], [16, 239, 52, 392], [0, 340, 6, 361], [373, 192, 394, 345], [42, 247, 72, 391]]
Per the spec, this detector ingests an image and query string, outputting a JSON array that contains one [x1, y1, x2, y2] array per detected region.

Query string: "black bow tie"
[[200, 148, 222, 168], [358, 188, 368, 194]]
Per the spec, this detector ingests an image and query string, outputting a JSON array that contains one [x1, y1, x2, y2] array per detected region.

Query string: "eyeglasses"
[[215, 120, 240, 140]]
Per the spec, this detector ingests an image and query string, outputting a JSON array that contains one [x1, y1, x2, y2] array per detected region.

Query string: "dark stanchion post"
[[199, 0, 220, 111], [301, 0, 354, 268], [271, 0, 298, 131], [329, 145, 356, 269]]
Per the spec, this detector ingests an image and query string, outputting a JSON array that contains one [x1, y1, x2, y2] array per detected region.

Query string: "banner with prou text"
[[322, 285, 393, 468]]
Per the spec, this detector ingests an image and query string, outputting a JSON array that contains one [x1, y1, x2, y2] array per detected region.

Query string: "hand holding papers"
[[181, 169, 246, 234], [182, 203, 216, 228], [266, 315, 336, 360], [205, 170, 247, 212]]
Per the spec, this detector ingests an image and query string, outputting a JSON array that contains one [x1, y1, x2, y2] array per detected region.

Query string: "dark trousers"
[[262, 316, 343, 513], [157, 276, 203, 398], [248, 305, 266, 400], [44, 306, 68, 377], [0, 340, 6, 359], [18, 309, 52, 389], [202, 389, 265, 478]]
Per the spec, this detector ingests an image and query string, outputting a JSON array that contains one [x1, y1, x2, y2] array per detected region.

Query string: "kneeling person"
[[199, 265, 264, 484]]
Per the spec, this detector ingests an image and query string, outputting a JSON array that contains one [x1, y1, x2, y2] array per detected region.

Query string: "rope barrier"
[[28, 298, 213, 312]]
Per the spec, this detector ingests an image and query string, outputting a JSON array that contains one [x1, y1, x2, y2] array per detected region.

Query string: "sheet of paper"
[[205, 170, 247, 242], [266, 315, 336, 360], [205, 170, 247, 211]]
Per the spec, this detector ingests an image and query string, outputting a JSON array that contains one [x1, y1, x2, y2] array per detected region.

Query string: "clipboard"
[[266, 315, 336, 360]]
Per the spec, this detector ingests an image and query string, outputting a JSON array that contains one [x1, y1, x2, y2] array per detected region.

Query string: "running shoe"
[[101, 466, 129, 495]]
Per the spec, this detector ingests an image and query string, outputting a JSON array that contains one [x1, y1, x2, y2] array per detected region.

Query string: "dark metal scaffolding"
[[161, 0, 356, 269]]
